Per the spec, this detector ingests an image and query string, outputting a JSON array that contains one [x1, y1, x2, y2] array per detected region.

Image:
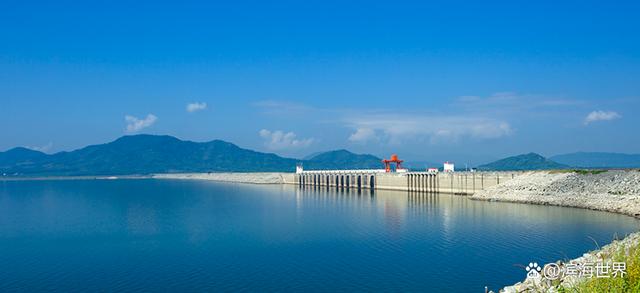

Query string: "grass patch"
[[575, 169, 608, 175], [563, 239, 640, 292], [549, 169, 608, 175], [549, 169, 577, 174], [608, 190, 626, 195]]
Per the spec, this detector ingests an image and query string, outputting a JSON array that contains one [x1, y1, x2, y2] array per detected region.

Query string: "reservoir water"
[[1, 179, 638, 292]]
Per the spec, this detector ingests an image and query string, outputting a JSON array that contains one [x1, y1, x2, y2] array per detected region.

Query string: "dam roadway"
[[286, 170, 520, 195]]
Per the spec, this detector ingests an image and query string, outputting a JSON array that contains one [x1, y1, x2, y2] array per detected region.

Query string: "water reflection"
[[1, 180, 638, 292], [291, 184, 638, 241], [290, 184, 640, 282]]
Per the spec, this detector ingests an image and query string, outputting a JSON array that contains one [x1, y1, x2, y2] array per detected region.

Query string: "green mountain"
[[304, 149, 382, 170], [0, 147, 47, 167], [0, 135, 382, 176], [477, 153, 569, 171], [550, 152, 640, 168], [1, 135, 298, 175]]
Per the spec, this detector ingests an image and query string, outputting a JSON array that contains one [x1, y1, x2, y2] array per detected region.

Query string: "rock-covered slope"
[[487, 170, 640, 292], [500, 231, 640, 292], [471, 170, 640, 217]]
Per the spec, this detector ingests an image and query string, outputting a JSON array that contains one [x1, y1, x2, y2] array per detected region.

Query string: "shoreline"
[[469, 170, 640, 292], [497, 231, 640, 293], [471, 170, 640, 219], [151, 172, 290, 184], [0, 175, 152, 181], [156, 170, 640, 291], [4, 170, 639, 291]]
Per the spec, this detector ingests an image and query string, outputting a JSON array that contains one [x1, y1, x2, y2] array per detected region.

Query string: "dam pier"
[[290, 170, 517, 195], [286, 153, 518, 195]]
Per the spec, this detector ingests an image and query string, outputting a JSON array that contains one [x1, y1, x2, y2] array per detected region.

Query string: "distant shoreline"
[[152, 172, 291, 184], [0, 175, 152, 181], [0, 172, 290, 184]]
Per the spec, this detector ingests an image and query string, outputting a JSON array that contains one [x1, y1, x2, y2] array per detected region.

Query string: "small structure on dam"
[[292, 154, 520, 195], [443, 161, 455, 173]]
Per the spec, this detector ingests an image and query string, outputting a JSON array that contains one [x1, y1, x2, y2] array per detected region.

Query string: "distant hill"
[[302, 151, 323, 160], [0, 147, 47, 167], [477, 153, 569, 171], [0, 135, 383, 176], [304, 149, 382, 170], [0, 135, 299, 175], [550, 152, 640, 168], [402, 160, 441, 171]]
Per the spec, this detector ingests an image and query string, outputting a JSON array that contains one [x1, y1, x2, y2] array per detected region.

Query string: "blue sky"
[[1, 0, 639, 165]]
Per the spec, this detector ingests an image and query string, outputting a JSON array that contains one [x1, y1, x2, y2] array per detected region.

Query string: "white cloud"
[[453, 92, 585, 115], [584, 110, 621, 125], [125, 114, 157, 133], [259, 129, 314, 150], [186, 102, 207, 113], [252, 100, 311, 115], [348, 128, 378, 143], [345, 113, 512, 144], [26, 142, 53, 153], [454, 92, 520, 107]]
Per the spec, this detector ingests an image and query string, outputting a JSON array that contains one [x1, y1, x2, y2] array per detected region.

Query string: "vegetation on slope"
[[477, 152, 569, 171], [563, 239, 640, 292], [304, 149, 381, 170], [0, 135, 384, 176], [549, 169, 609, 175]]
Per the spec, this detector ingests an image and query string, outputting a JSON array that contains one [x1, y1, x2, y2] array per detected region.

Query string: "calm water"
[[1, 179, 638, 292]]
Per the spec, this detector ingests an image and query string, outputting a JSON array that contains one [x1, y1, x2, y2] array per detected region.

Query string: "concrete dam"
[[284, 170, 519, 195]]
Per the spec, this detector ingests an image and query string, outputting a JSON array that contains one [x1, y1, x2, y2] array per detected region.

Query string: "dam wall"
[[432, 172, 518, 194], [281, 173, 296, 184], [290, 171, 520, 195]]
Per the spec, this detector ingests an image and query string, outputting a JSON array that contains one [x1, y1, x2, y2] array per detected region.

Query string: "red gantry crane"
[[382, 154, 404, 173]]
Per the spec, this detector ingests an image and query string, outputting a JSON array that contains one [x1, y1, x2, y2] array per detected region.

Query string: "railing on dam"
[[295, 169, 384, 190], [403, 172, 519, 194], [292, 170, 521, 195]]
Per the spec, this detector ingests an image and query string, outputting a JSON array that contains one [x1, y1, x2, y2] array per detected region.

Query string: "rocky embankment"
[[152, 172, 288, 184], [501, 231, 640, 292], [473, 170, 640, 292], [472, 170, 640, 218]]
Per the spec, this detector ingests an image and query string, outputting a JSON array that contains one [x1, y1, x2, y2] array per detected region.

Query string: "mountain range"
[[2, 135, 639, 176], [477, 153, 569, 171], [0, 135, 383, 176], [550, 152, 640, 168], [304, 149, 382, 170], [477, 152, 640, 171]]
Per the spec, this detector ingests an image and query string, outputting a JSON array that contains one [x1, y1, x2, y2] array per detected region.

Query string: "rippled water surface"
[[1, 179, 638, 292]]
